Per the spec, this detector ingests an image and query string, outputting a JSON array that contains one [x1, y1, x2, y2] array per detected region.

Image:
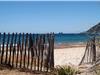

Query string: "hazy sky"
[[0, 1, 100, 33]]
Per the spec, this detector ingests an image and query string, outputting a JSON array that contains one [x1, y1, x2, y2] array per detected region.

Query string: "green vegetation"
[[53, 65, 80, 75]]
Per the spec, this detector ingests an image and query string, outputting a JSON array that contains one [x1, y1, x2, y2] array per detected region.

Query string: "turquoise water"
[[55, 34, 91, 44]]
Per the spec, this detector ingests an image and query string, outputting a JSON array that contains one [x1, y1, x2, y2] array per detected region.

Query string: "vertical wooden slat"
[[48, 33, 54, 71], [37, 35, 41, 71], [27, 33, 31, 69], [16, 33, 21, 68], [0, 33, 1, 62], [30, 48, 33, 70], [86, 41, 90, 63], [33, 34, 37, 71], [90, 41, 92, 63], [30, 34, 34, 70], [1, 33, 5, 64], [12, 33, 17, 67], [8, 33, 14, 65], [20, 33, 24, 68], [40, 35, 45, 71], [43, 34, 46, 71], [30, 33, 34, 70], [0, 33, 1, 63], [50, 33, 54, 70], [48, 34, 53, 70], [49, 34, 52, 70], [92, 37, 96, 63], [35, 34, 38, 71], [39, 35, 42, 71], [38, 35, 42, 71], [5, 33, 10, 64], [11, 33, 15, 66], [79, 42, 89, 65], [23, 33, 28, 68], [46, 34, 50, 72], [0, 33, 1, 54]]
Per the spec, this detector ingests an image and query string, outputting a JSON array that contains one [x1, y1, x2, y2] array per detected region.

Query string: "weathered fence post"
[[5, 33, 10, 64], [20, 33, 24, 68], [16, 33, 21, 68], [0, 33, 1, 54], [92, 37, 96, 63], [33, 34, 37, 71], [79, 36, 97, 65], [40, 35, 45, 71], [46, 34, 50, 72], [1, 33, 5, 64], [12, 33, 17, 67], [8, 33, 14, 65], [51, 33, 54, 70], [27, 33, 31, 68], [49, 34, 52, 70], [37, 35, 40, 71], [29, 33, 33, 70], [48, 34, 54, 71], [23, 33, 28, 68]]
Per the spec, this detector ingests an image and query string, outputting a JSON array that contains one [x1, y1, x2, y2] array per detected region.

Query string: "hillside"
[[86, 22, 100, 34]]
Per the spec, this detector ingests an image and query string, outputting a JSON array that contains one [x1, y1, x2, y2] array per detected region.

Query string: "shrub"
[[53, 65, 80, 75]]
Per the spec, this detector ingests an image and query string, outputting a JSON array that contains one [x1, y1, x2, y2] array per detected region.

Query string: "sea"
[[55, 33, 95, 44], [0, 33, 94, 45]]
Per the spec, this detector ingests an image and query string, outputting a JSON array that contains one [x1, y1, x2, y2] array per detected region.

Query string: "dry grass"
[[0, 64, 54, 75], [0, 52, 52, 75], [0, 69, 34, 75]]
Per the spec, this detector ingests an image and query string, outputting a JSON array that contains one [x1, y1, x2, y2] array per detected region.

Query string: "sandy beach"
[[54, 46, 86, 66]]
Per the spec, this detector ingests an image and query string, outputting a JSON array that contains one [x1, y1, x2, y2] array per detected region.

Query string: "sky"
[[0, 1, 100, 33]]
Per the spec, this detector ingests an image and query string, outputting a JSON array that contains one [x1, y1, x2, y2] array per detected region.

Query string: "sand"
[[0, 46, 86, 75], [54, 47, 86, 66]]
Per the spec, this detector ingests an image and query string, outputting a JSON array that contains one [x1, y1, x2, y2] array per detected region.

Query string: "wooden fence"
[[79, 37, 99, 65], [0, 33, 54, 72]]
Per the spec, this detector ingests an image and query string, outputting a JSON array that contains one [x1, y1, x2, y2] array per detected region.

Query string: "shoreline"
[[54, 42, 86, 49], [0, 42, 87, 49]]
